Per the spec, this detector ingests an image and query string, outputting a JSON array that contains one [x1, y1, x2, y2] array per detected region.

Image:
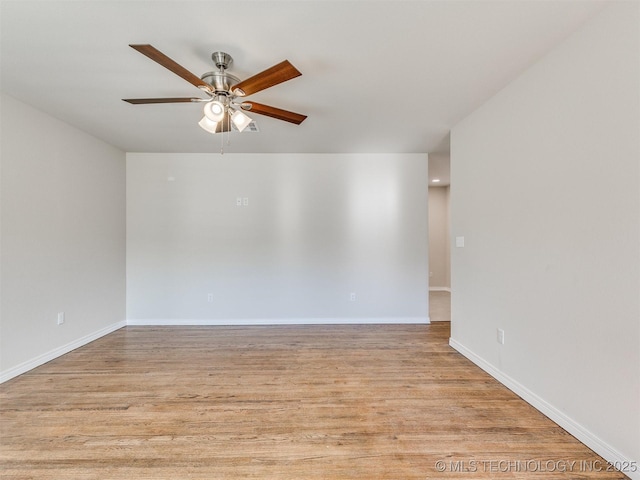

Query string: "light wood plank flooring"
[[0, 324, 628, 479]]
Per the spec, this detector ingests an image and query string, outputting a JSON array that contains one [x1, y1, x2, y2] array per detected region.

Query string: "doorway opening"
[[428, 153, 451, 322]]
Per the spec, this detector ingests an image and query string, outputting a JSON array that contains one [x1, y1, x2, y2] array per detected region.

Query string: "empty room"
[[1, 1, 638, 478]]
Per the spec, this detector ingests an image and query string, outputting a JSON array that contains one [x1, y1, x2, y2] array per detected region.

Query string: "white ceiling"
[[1, 1, 605, 155]]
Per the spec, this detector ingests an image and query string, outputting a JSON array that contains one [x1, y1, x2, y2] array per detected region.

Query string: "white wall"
[[0, 94, 126, 381], [428, 186, 450, 290], [127, 153, 429, 324], [450, 2, 639, 474]]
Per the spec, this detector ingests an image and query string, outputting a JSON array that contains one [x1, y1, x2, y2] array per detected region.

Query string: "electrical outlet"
[[236, 197, 242, 206], [350, 292, 356, 301], [57, 312, 65, 325], [242, 197, 249, 206], [207, 293, 214, 303], [497, 328, 505, 345]]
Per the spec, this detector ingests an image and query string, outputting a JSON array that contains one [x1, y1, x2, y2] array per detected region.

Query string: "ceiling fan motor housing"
[[200, 52, 239, 94], [200, 71, 240, 94]]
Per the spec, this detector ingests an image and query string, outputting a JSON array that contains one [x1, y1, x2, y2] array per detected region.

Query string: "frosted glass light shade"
[[231, 110, 252, 132], [204, 101, 225, 122], [198, 116, 218, 134]]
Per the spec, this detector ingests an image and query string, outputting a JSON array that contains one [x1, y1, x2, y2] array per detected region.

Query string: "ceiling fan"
[[123, 45, 307, 134]]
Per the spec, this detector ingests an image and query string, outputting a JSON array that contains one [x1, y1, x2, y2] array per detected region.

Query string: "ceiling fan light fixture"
[[123, 45, 307, 149], [231, 109, 252, 132], [198, 116, 219, 134], [204, 100, 225, 122]]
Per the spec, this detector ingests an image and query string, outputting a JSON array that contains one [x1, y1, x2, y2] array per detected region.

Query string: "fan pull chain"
[[220, 121, 224, 155]]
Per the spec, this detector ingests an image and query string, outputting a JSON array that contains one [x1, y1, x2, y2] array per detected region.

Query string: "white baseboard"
[[127, 317, 430, 326], [449, 338, 639, 480], [0, 320, 127, 384], [429, 287, 451, 292]]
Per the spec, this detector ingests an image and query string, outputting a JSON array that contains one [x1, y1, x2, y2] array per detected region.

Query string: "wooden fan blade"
[[241, 102, 307, 125], [123, 97, 203, 104], [129, 44, 213, 94], [232, 60, 301, 97]]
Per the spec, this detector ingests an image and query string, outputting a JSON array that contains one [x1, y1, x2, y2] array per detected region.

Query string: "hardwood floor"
[[0, 324, 628, 479]]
